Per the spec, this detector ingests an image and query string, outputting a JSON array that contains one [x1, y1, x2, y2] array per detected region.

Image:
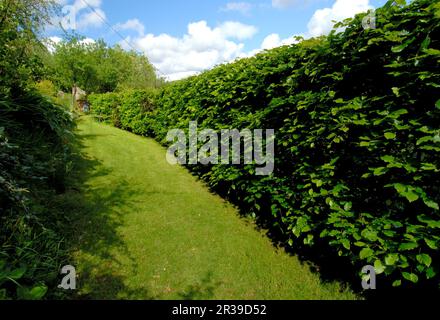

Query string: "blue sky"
[[49, 0, 388, 80]]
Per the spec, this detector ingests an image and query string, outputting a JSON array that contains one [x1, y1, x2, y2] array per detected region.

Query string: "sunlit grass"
[[68, 117, 357, 300]]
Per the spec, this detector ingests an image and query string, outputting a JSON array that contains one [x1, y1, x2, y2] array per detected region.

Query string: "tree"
[[0, 0, 56, 97], [51, 36, 98, 93], [49, 37, 162, 94]]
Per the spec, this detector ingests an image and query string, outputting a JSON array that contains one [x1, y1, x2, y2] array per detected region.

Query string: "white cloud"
[[43, 36, 95, 52], [261, 34, 281, 49], [217, 21, 258, 40], [238, 32, 300, 58], [261, 33, 299, 50], [220, 2, 253, 15], [80, 37, 96, 45], [128, 20, 258, 81], [307, 0, 373, 37], [76, 8, 106, 30], [52, 0, 105, 31], [44, 36, 63, 53], [258, 0, 373, 56], [265, 0, 374, 52], [114, 19, 145, 36]]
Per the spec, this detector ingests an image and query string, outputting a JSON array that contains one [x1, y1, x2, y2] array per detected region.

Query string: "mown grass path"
[[69, 117, 356, 300]]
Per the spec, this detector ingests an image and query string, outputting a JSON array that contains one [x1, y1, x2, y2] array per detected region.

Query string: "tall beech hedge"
[[90, 0, 440, 288], [89, 89, 157, 135]]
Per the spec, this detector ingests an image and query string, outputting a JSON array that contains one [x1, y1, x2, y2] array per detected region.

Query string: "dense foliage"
[[47, 37, 163, 94], [1, 0, 75, 299], [89, 89, 157, 136], [90, 0, 440, 289]]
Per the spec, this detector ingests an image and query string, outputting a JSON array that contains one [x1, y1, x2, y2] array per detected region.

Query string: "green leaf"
[[424, 48, 440, 56], [374, 260, 385, 274], [421, 35, 431, 51], [7, 267, 26, 280], [424, 199, 439, 210], [425, 238, 438, 250], [343, 202, 352, 211], [416, 254, 432, 267], [381, 155, 395, 163], [17, 284, 48, 300], [360, 248, 374, 260], [399, 242, 418, 251], [341, 239, 351, 250], [304, 234, 314, 245], [402, 272, 419, 283], [29, 285, 48, 299], [361, 229, 378, 242], [389, 109, 408, 119], [392, 280, 402, 287], [417, 136, 432, 145], [373, 167, 387, 176], [402, 190, 419, 203], [384, 132, 396, 140], [385, 254, 399, 266], [426, 267, 436, 279], [313, 179, 323, 187], [391, 37, 415, 53], [436, 99, 440, 110], [417, 214, 440, 228], [393, 183, 406, 194]]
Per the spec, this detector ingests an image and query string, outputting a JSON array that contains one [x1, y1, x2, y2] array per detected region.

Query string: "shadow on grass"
[[55, 126, 225, 300], [56, 130, 155, 300], [177, 272, 222, 300]]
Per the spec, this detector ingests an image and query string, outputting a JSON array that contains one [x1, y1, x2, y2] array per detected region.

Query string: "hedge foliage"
[[89, 89, 157, 136], [89, 0, 440, 289]]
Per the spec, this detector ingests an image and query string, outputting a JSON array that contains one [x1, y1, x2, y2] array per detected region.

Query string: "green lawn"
[[65, 116, 356, 300]]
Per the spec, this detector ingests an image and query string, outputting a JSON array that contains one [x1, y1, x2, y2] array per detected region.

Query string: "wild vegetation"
[[89, 0, 440, 290], [0, 0, 162, 299], [0, 0, 75, 299], [46, 38, 163, 94]]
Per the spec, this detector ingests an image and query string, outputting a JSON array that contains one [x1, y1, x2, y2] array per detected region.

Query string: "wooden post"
[[72, 84, 76, 111]]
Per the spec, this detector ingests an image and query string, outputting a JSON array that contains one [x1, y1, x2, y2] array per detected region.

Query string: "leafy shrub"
[[1, 0, 75, 299], [88, 92, 121, 127], [89, 89, 157, 136], [34, 80, 72, 111], [35, 80, 58, 98], [118, 90, 157, 136], [0, 91, 75, 299]]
